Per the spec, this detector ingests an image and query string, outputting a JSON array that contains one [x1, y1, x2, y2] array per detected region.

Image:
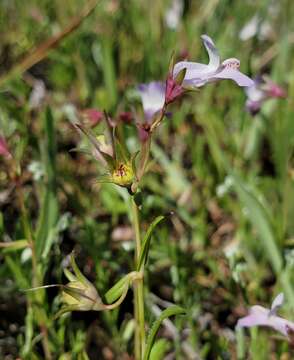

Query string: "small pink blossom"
[[237, 293, 294, 339], [245, 76, 286, 115]]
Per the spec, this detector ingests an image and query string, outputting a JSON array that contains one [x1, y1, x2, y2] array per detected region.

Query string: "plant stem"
[[131, 103, 167, 357], [136, 104, 167, 188], [131, 197, 145, 359], [15, 180, 52, 359]]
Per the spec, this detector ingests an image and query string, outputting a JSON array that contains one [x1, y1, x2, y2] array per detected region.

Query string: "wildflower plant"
[[2, 12, 292, 357], [30, 34, 256, 359]]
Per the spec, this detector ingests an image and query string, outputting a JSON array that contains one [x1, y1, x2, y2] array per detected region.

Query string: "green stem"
[[136, 104, 167, 188], [15, 180, 52, 359], [131, 103, 168, 357], [131, 197, 145, 359]]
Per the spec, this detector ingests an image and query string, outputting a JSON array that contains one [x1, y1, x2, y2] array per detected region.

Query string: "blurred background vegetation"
[[0, 0, 294, 358]]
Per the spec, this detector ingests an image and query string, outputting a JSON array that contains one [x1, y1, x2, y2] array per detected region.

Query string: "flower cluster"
[[136, 34, 253, 141]]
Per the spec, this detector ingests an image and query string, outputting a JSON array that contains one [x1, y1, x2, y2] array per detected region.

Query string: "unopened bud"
[[62, 279, 103, 311], [165, 68, 186, 105], [81, 108, 103, 127]]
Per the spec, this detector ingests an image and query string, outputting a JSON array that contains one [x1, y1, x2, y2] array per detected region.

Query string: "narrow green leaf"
[[99, 150, 116, 170], [0, 239, 28, 252], [150, 339, 171, 360], [35, 107, 58, 259], [101, 38, 117, 109], [114, 124, 132, 163], [21, 305, 34, 357], [137, 215, 165, 271], [143, 306, 186, 360], [64, 268, 77, 282], [54, 305, 78, 319], [70, 253, 92, 287], [95, 173, 113, 184], [114, 137, 130, 164], [104, 274, 131, 304], [175, 67, 186, 85], [5, 255, 30, 289], [168, 51, 175, 74]]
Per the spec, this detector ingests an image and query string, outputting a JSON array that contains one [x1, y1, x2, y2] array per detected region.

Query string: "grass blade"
[[35, 108, 58, 259], [143, 305, 186, 360], [137, 215, 165, 271]]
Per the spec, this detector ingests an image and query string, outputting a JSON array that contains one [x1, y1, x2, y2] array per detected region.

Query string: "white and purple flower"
[[137, 81, 166, 141], [237, 293, 294, 340], [245, 76, 286, 115], [173, 35, 254, 88], [137, 81, 166, 120]]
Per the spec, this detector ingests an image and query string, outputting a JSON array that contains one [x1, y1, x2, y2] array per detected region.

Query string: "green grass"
[[0, 0, 294, 358]]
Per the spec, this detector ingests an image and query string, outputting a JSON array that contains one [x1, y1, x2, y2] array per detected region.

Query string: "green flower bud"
[[61, 279, 103, 312], [54, 254, 133, 317], [111, 162, 135, 187]]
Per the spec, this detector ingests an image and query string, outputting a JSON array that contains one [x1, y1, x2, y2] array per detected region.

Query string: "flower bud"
[[59, 256, 104, 314], [81, 108, 103, 127], [165, 74, 185, 104], [111, 162, 135, 187], [165, 56, 186, 105], [61, 280, 103, 311]]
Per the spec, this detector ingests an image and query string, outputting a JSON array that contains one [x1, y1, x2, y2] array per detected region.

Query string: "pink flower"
[[237, 293, 294, 339], [81, 108, 104, 127], [173, 35, 254, 88], [0, 137, 11, 159], [245, 76, 286, 115]]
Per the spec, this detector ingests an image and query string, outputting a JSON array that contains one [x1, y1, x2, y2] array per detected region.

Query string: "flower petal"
[[201, 34, 220, 71], [138, 81, 165, 119], [182, 78, 208, 88], [269, 317, 294, 337], [270, 293, 284, 315], [173, 61, 208, 80], [237, 296, 294, 338], [214, 68, 254, 87], [237, 305, 269, 328]]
